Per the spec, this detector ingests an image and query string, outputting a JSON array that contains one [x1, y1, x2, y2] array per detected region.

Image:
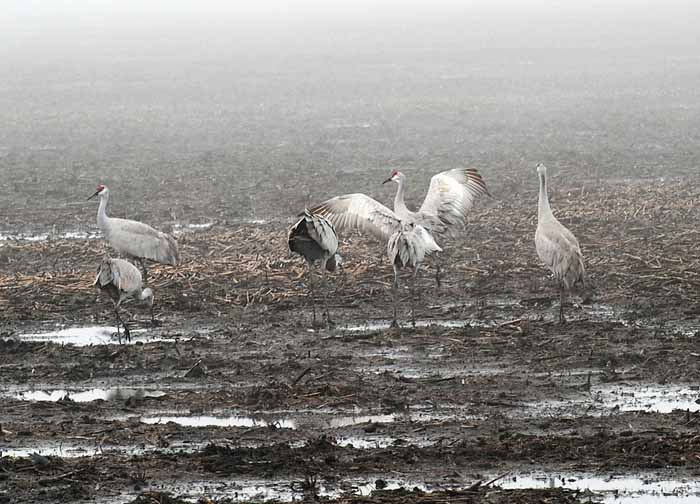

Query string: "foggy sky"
[[4, 0, 700, 67]]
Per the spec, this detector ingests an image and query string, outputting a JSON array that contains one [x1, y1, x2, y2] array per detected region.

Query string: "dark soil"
[[2, 46, 700, 503], [2, 163, 700, 503]]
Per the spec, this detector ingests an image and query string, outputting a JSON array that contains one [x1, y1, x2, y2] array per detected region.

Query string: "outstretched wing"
[[309, 193, 400, 240], [418, 168, 490, 231]]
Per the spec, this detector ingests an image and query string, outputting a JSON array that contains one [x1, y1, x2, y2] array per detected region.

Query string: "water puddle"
[[104, 477, 429, 504], [0, 222, 221, 245], [334, 434, 434, 449], [583, 303, 625, 322], [1, 441, 205, 460], [0, 230, 99, 244], [323, 410, 459, 428], [581, 304, 698, 336], [137, 407, 464, 432], [140, 414, 296, 430], [525, 384, 700, 418], [336, 310, 636, 335], [10, 326, 164, 346], [14, 387, 166, 403], [1, 445, 103, 459], [501, 472, 700, 502], [171, 222, 215, 235], [596, 384, 700, 413], [98, 471, 700, 503], [436, 297, 522, 311], [357, 346, 507, 379], [358, 299, 698, 337], [334, 435, 398, 449], [339, 319, 496, 332], [326, 413, 400, 428]]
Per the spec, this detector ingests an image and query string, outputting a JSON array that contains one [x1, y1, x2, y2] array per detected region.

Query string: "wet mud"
[[1, 161, 700, 504]]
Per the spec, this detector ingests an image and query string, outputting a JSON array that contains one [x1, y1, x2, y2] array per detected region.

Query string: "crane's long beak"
[[87, 191, 99, 200], [382, 177, 392, 184]]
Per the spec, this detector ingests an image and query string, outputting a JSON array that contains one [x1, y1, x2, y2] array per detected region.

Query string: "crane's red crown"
[[96, 184, 105, 193], [390, 169, 399, 178]]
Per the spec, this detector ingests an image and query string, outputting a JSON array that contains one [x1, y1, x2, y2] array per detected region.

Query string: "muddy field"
[[2, 42, 700, 503], [1, 159, 700, 503]]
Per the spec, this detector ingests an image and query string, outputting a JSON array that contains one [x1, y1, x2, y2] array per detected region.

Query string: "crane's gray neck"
[[393, 177, 410, 217], [97, 192, 110, 234], [538, 172, 552, 220]]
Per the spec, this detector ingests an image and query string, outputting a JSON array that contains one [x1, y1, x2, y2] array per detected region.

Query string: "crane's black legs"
[[559, 285, 566, 324], [434, 252, 442, 288], [308, 265, 317, 327], [391, 267, 399, 328], [410, 275, 416, 328], [411, 267, 421, 328], [113, 307, 122, 344], [321, 277, 333, 326], [114, 306, 131, 344], [123, 321, 131, 343], [138, 258, 149, 286]]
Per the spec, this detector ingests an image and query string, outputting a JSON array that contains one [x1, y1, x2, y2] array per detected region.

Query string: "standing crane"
[[534, 163, 585, 323], [309, 195, 442, 327], [288, 210, 341, 326], [94, 257, 155, 344], [88, 184, 179, 285], [383, 168, 490, 286], [387, 223, 442, 326]]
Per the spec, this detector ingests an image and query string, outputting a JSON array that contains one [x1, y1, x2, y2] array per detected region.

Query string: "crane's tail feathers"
[[562, 255, 586, 291], [163, 234, 179, 266], [94, 257, 115, 287]]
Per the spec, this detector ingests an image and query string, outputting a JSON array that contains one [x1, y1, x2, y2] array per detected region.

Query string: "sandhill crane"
[[309, 197, 442, 327], [387, 223, 442, 326], [94, 257, 154, 344], [288, 210, 341, 326], [88, 184, 179, 285], [383, 168, 490, 286], [535, 163, 585, 323]]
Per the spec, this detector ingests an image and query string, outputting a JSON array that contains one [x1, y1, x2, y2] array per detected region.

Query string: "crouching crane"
[[288, 210, 341, 326], [94, 257, 155, 343], [88, 184, 179, 285], [535, 164, 585, 323]]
